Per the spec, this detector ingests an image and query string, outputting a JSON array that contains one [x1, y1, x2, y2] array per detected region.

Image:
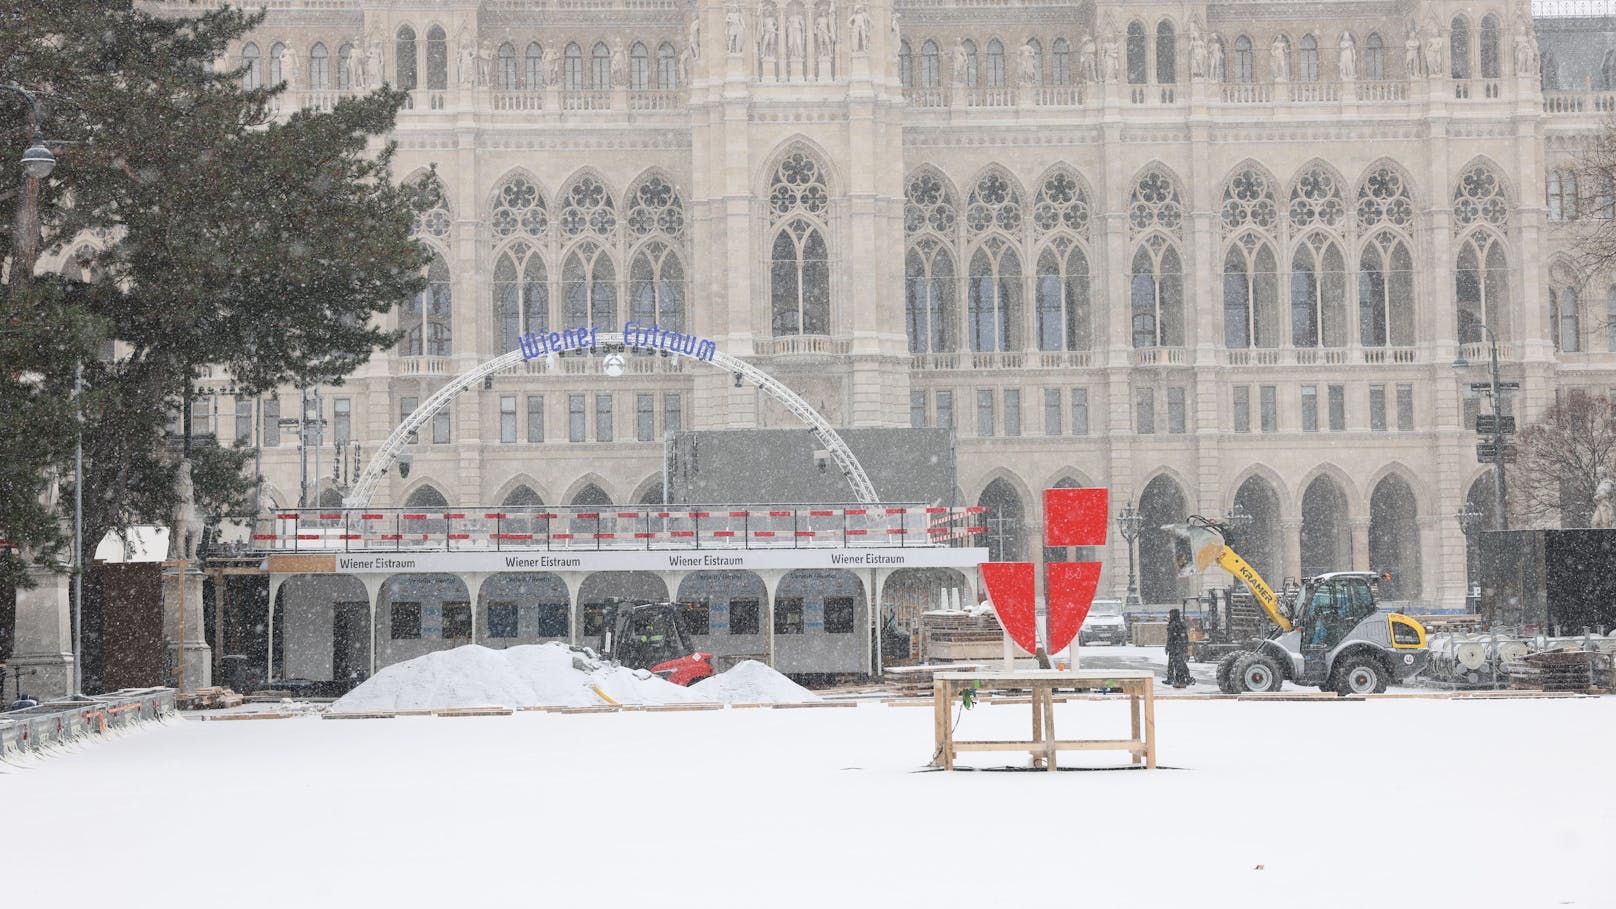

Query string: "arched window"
[[1223, 236, 1279, 348], [560, 174, 617, 238], [270, 42, 287, 86], [1137, 476, 1188, 603], [562, 242, 617, 327], [1480, 15, 1501, 79], [961, 39, 979, 87], [1365, 33, 1384, 80], [1291, 234, 1346, 347], [426, 26, 448, 90], [403, 253, 453, 356], [906, 240, 954, 353], [630, 42, 650, 90], [1026, 39, 1043, 85], [1233, 36, 1253, 83], [1036, 243, 1090, 351], [412, 177, 452, 240], [396, 27, 418, 89], [1359, 230, 1415, 347], [1300, 475, 1350, 577], [978, 479, 1025, 562], [768, 151, 832, 336], [241, 43, 261, 90], [1126, 21, 1148, 84], [494, 242, 548, 350], [337, 43, 354, 90], [1369, 475, 1421, 598], [492, 175, 548, 239], [1033, 169, 1091, 237], [309, 42, 329, 90], [1130, 239, 1184, 348], [629, 241, 686, 331], [526, 42, 544, 88], [1129, 169, 1183, 236], [1550, 286, 1581, 352], [1453, 163, 1510, 230], [1548, 169, 1578, 221], [627, 173, 686, 239], [564, 43, 584, 90], [985, 39, 1006, 88], [1450, 16, 1471, 79], [497, 42, 517, 89], [657, 42, 678, 88], [1298, 34, 1319, 82], [921, 40, 941, 88], [1155, 21, 1176, 84], [899, 40, 914, 87], [1051, 38, 1071, 85], [592, 42, 611, 89], [968, 240, 1020, 352], [1456, 230, 1510, 342]]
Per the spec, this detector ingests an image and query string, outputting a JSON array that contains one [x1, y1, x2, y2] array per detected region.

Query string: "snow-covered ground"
[[5, 696, 1611, 908]]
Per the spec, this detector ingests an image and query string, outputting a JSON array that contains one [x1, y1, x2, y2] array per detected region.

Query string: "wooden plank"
[[951, 739, 1143, 752], [770, 701, 858, 709], [644, 703, 724, 712], [322, 712, 396, 720]]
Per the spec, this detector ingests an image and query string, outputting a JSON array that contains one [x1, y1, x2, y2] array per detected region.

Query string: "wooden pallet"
[[178, 687, 244, 710]]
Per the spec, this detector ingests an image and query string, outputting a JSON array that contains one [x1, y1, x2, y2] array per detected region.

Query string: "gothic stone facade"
[[141, 0, 1616, 609]]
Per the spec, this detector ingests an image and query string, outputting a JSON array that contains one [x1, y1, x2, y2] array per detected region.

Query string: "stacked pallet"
[[1505, 650, 1607, 692], [917, 611, 1029, 662], [177, 687, 244, 710], [882, 663, 985, 697]]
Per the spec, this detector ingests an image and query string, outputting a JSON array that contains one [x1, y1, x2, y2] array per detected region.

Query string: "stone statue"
[[1270, 34, 1289, 82], [365, 35, 385, 88], [1018, 42, 1037, 86], [677, 44, 691, 83], [1078, 33, 1097, 82], [543, 44, 560, 86], [1338, 30, 1357, 81], [815, 4, 835, 53], [1594, 476, 1616, 528], [1102, 29, 1120, 82], [689, 14, 702, 61], [952, 38, 969, 86], [1404, 24, 1422, 77], [849, 4, 871, 53], [477, 41, 493, 87], [458, 33, 478, 89], [607, 36, 627, 85], [1189, 22, 1207, 79], [345, 36, 367, 89], [759, 10, 779, 58], [1424, 24, 1444, 77], [171, 460, 204, 563], [726, 4, 745, 54], [281, 45, 299, 90], [1514, 15, 1539, 75], [788, 13, 806, 61], [1210, 34, 1226, 81]]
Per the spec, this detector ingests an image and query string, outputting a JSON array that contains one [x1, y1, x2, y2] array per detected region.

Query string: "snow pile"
[[330, 642, 708, 712], [695, 660, 821, 704]]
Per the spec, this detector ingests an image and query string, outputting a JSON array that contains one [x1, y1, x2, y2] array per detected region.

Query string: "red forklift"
[[596, 601, 715, 686]]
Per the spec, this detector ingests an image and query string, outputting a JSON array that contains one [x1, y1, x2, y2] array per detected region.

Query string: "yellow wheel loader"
[[1170, 517, 1430, 695]]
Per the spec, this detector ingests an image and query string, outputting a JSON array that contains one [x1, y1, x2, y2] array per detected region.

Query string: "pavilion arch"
[[1463, 470, 1500, 532], [630, 474, 665, 506], [1299, 473, 1352, 577], [492, 476, 548, 507], [1295, 462, 1362, 509], [1043, 468, 1099, 491], [1363, 460, 1430, 512], [1368, 471, 1422, 599], [1229, 464, 1294, 516], [758, 135, 840, 199], [564, 477, 615, 506], [1230, 473, 1285, 586], [402, 483, 450, 508], [975, 471, 1033, 563], [1136, 472, 1190, 605]]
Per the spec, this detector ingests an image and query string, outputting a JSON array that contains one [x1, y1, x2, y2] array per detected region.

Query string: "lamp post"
[[1116, 501, 1145, 606], [1223, 502, 1254, 541], [3, 82, 57, 296], [1454, 505, 1483, 610], [1452, 323, 1509, 531]]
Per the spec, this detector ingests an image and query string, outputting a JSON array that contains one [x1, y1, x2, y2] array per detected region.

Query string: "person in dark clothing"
[[1165, 609, 1192, 688]]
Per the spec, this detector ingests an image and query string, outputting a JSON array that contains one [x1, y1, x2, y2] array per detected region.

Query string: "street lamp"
[[3, 82, 57, 294], [1452, 323, 1509, 531], [1454, 505, 1484, 609], [1116, 500, 1145, 606], [1223, 502, 1253, 540]]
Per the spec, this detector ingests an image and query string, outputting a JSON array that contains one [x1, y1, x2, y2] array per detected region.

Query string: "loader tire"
[[1231, 652, 1284, 694], [1332, 655, 1389, 696], [1216, 651, 1244, 694]]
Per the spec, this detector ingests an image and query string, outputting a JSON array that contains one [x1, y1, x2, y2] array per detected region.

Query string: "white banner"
[[307, 547, 991, 575]]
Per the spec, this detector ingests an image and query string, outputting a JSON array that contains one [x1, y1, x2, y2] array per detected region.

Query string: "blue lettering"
[[518, 332, 545, 360], [548, 331, 562, 352], [696, 339, 716, 361], [562, 328, 577, 350]]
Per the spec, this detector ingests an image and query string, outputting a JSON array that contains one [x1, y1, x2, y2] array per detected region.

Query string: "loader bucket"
[[1165, 522, 1227, 574]]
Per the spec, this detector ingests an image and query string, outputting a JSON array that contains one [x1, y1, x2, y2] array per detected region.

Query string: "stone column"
[[163, 562, 213, 692], [1280, 518, 1302, 582], [9, 566, 75, 700], [1349, 517, 1371, 572]]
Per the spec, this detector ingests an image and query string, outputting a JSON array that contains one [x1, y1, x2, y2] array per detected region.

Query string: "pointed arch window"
[[966, 171, 1023, 236], [627, 174, 686, 239], [1291, 233, 1347, 347], [1129, 170, 1183, 236], [241, 43, 261, 90], [560, 175, 617, 238], [768, 151, 832, 337], [630, 241, 686, 331], [497, 43, 517, 89], [1450, 16, 1471, 79], [337, 43, 354, 90], [565, 43, 584, 90], [1051, 38, 1071, 85], [396, 27, 418, 89], [1454, 163, 1509, 229], [1480, 16, 1501, 79], [969, 239, 1021, 352], [494, 242, 549, 350], [1456, 230, 1510, 342], [1358, 229, 1415, 347], [491, 175, 548, 239], [1155, 21, 1176, 84], [1223, 235, 1279, 348], [1126, 22, 1148, 84], [906, 239, 954, 353], [1233, 36, 1253, 83], [1548, 169, 1578, 221], [905, 169, 958, 236], [1298, 34, 1319, 82], [899, 40, 914, 87], [630, 42, 651, 90], [403, 253, 453, 356], [657, 42, 678, 88], [985, 39, 1006, 88], [1550, 286, 1581, 352], [562, 242, 617, 327], [426, 26, 448, 90], [310, 42, 329, 90], [920, 40, 941, 88], [526, 42, 544, 87], [1130, 238, 1183, 348], [592, 42, 611, 89], [1365, 34, 1385, 80], [1036, 241, 1091, 351]]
